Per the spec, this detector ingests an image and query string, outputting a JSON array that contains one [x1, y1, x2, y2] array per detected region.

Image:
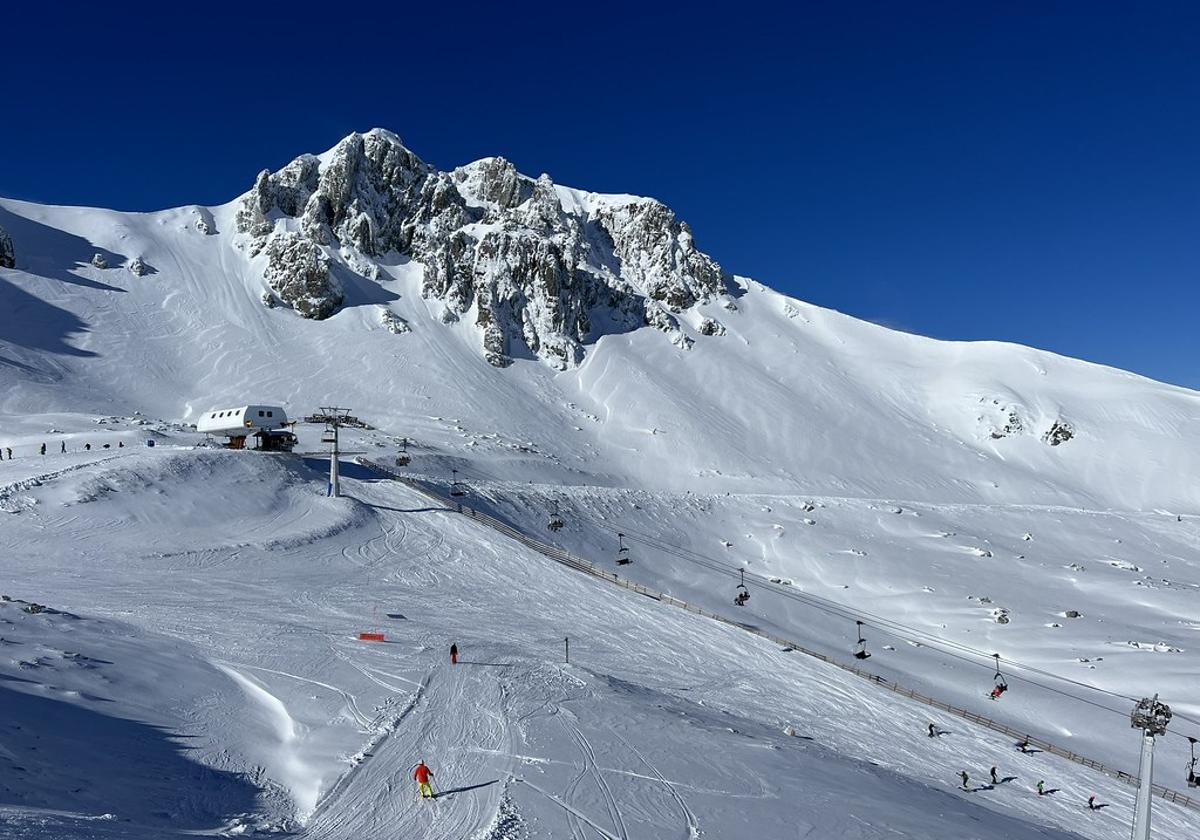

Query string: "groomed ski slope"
[[1, 442, 1195, 839]]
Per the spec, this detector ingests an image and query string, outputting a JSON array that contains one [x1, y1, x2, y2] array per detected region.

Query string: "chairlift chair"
[[547, 500, 565, 532], [734, 568, 750, 606], [854, 620, 871, 659], [616, 533, 632, 565], [990, 653, 1009, 699], [1188, 737, 1198, 787], [449, 469, 466, 498], [395, 437, 411, 467], [321, 431, 336, 444]]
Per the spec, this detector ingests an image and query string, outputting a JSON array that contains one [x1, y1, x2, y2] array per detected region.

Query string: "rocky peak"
[[234, 129, 728, 368]]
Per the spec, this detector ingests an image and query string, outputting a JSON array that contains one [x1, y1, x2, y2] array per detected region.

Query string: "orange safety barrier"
[[358, 632, 386, 642]]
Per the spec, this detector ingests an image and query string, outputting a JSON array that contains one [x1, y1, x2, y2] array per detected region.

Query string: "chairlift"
[[854, 620, 871, 659], [449, 469, 466, 498], [989, 653, 1009, 700], [321, 430, 336, 444], [1188, 737, 1198, 787], [547, 500, 565, 532], [395, 437, 411, 467], [734, 568, 750, 606], [616, 533, 631, 565]]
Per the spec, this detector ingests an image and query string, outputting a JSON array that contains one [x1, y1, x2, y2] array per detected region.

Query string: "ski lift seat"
[[395, 454, 411, 466], [854, 649, 871, 660], [321, 433, 336, 443]]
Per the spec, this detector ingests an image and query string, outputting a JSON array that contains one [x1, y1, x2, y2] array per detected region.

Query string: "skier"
[[39, 443, 46, 456], [960, 771, 969, 790], [413, 760, 435, 799], [1017, 739, 1030, 753], [450, 643, 458, 665], [60, 441, 66, 453], [1036, 780, 1046, 796], [85, 443, 91, 451], [990, 766, 999, 785], [1087, 795, 1097, 810], [928, 723, 937, 738]]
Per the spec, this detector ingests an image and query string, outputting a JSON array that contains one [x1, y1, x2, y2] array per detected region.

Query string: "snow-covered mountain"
[[2, 129, 1199, 839]]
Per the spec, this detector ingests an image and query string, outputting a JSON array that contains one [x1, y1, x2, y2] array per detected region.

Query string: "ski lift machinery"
[[616, 533, 631, 565], [734, 568, 750, 606]]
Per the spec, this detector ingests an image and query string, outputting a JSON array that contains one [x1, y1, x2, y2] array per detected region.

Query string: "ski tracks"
[[557, 708, 630, 840], [302, 662, 513, 840]]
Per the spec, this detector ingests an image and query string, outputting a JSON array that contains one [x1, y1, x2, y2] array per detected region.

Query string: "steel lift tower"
[[320, 407, 352, 498], [1129, 694, 1172, 840]]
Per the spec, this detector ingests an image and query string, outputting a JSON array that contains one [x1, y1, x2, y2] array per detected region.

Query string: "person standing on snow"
[[1036, 780, 1046, 796], [413, 760, 435, 799], [450, 643, 458, 665], [928, 723, 937, 738], [60, 441, 66, 453], [960, 771, 970, 790], [39, 443, 46, 456], [990, 766, 999, 785], [1087, 795, 1097, 810]]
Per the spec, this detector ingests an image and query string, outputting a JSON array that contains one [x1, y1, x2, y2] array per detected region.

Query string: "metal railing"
[[356, 458, 1200, 813]]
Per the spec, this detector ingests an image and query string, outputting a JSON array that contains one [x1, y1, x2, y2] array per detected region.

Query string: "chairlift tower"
[[1129, 694, 1171, 840], [320, 407, 352, 498]]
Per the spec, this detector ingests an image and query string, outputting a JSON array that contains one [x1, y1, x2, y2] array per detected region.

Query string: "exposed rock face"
[[1044, 420, 1074, 446], [0, 225, 13, 268], [263, 232, 340, 319], [235, 129, 727, 367]]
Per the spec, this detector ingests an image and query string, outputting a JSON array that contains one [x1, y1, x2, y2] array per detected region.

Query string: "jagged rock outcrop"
[[0, 225, 14, 268], [1044, 420, 1074, 446], [91, 253, 107, 269], [235, 129, 727, 367], [262, 232, 340, 319], [128, 256, 149, 276]]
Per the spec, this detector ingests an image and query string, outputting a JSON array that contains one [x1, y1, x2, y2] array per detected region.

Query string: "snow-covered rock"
[[128, 256, 149, 276], [90, 252, 107, 269], [234, 129, 725, 366], [262, 231, 340, 319]]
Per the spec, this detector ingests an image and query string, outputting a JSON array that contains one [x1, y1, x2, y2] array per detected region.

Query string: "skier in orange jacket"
[[413, 760, 435, 799]]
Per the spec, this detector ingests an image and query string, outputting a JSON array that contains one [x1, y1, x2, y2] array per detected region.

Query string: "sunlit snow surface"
[[1, 192, 1199, 838]]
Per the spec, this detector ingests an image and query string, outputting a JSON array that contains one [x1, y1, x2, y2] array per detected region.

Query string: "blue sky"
[[4, 3, 1198, 387]]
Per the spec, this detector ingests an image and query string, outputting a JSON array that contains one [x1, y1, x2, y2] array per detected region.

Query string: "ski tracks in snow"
[[301, 661, 514, 840]]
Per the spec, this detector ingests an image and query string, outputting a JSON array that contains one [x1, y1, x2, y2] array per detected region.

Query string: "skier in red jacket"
[[413, 760, 434, 799]]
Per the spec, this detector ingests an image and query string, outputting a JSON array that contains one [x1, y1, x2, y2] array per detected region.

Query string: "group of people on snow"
[[943, 725, 1105, 809]]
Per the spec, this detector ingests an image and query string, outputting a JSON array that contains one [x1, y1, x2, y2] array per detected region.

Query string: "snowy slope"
[[1, 444, 1189, 839], [2, 131, 1200, 837]]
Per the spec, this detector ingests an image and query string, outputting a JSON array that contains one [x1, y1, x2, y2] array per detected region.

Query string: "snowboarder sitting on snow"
[[413, 760, 434, 799]]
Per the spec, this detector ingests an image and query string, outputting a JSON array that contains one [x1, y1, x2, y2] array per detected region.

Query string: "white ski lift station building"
[[196, 405, 296, 451]]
